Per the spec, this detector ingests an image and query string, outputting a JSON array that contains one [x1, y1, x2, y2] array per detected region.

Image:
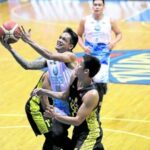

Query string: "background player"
[[77, 0, 122, 92]]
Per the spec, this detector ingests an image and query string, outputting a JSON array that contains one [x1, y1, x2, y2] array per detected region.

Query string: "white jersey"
[[84, 14, 111, 44], [47, 60, 73, 115], [84, 15, 112, 83]]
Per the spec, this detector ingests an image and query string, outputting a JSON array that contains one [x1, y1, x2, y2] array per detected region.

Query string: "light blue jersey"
[[47, 60, 73, 115]]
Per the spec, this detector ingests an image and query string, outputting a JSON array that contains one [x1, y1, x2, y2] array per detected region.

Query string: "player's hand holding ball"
[[0, 20, 21, 44]]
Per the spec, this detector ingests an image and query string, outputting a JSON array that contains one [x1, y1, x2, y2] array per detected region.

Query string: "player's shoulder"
[[89, 89, 99, 97], [80, 14, 91, 22], [83, 89, 99, 107], [84, 88, 99, 100], [64, 51, 76, 59]]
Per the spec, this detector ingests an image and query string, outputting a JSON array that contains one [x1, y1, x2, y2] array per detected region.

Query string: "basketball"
[[0, 20, 21, 44]]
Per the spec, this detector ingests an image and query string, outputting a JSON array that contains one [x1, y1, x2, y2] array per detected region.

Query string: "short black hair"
[[83, 54, 101, 78], [93, 0, 105, 5], [63, 27, 78, 50]]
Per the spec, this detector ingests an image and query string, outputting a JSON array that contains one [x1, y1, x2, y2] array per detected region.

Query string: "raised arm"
[[0, 40, 46, 70], [21, 27, 76, 63]]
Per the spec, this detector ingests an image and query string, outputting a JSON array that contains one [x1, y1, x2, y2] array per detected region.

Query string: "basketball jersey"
[[47, 60, 73, 115], [84, 14, 112, 83], [68, 77, 103, 149], [84, 14, 111, 44]]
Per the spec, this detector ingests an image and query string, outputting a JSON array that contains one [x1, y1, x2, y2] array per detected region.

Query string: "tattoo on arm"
[[9, 49, 47, 70]]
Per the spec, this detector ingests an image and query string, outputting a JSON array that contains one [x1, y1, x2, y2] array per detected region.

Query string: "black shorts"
[[25, 73, 52, 135], [72, 126, 104, 150]]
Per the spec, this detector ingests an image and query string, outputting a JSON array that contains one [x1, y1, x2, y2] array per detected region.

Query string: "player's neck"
[[93, 13, 103, 20], [78, 78, 93, 89]]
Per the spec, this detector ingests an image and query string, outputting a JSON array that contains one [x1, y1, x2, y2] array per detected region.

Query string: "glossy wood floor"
[[0, 1, 150, 150]]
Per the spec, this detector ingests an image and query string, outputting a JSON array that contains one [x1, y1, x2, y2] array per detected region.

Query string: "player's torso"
[[47, 60, 73, 115], [84, 15, 112, 64], [47, 60, 72, 91], [69, 78, 101, 132], [84, 14, 111, 44]]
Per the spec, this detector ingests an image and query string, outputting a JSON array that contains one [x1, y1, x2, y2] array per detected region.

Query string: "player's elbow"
[[74, 122, 81, 126], [74, 117, 84, 126], [61, 92, 69, 101], [21, 64, 30, 70], [23, 64, 34, 70], [117, 31, 122, 38]]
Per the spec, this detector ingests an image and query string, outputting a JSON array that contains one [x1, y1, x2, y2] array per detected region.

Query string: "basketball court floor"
[[0, 0, 150, 150]]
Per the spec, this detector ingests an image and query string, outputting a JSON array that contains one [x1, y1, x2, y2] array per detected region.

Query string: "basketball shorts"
[[25, 73, 52, 136], [72, 126, 104, 150]]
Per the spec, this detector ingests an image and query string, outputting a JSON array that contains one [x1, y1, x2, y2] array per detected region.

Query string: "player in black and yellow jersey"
[[33, 54, 105, 150]]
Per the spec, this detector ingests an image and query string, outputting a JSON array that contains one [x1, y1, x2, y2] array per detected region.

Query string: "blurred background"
[[0, 0, 150, 150]]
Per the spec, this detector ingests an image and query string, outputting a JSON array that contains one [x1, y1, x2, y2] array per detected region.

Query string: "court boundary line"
[[0, 113, 150, 123], [0, 125, 29, 129], [0, 125, 149, 140], [102, 117, 150, 123], [104, 128, 150, 140]]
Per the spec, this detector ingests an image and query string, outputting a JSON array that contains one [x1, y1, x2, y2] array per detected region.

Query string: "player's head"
[[56, 27, 78, 53], [92, 0, 105, 16], [76, 54, 101, 79], [93, 0, 105, 4]]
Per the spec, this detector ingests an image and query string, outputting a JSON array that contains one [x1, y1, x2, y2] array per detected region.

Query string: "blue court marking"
[[109, 50, 150, 85], [41, 50, 150, 85], [76, 50, 150, 85]]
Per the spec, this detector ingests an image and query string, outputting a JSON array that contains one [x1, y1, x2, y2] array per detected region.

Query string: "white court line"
[[0, 114, 150, 140], [102, 117, 150, 123], [0, 125, 149, 140], [104, 128, 150, 140], [0, 114, 26, 117], [0, 114, 150, 123], [0, 125, 29, 129]]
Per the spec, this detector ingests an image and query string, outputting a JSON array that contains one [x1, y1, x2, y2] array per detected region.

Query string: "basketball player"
[[32, 55, 104, 150], [77, 0, 122, 93], [0, 27, 78, 150]]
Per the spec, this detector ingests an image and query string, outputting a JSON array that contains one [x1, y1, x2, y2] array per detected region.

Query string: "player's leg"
[[41, 72, 72, 149], [41, 71, 53, 110], [51, 119, 73, 150], [25, 72, 52, 136]]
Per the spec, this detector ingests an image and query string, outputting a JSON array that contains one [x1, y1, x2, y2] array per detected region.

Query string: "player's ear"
[[84, 69, 89, 76], [69, 44, 73, 50]]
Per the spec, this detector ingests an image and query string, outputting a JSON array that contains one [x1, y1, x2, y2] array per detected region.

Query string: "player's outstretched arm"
[[32, 88, 69, 101], [20, 26, 76, 63], [20, 26, 52, 60], [32, 71, 76, 99], [0, 39, 46, 70]]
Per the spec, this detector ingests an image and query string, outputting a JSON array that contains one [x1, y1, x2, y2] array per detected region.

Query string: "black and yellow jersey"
[[68, 77, 104, 150]]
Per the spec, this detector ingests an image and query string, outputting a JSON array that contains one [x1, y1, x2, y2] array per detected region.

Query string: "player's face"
[[55, 32, 73, 53], [92, 0, 104, 16]]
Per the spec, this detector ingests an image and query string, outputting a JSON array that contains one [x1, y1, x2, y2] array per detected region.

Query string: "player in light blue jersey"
[[1, 27, 78, 150]]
